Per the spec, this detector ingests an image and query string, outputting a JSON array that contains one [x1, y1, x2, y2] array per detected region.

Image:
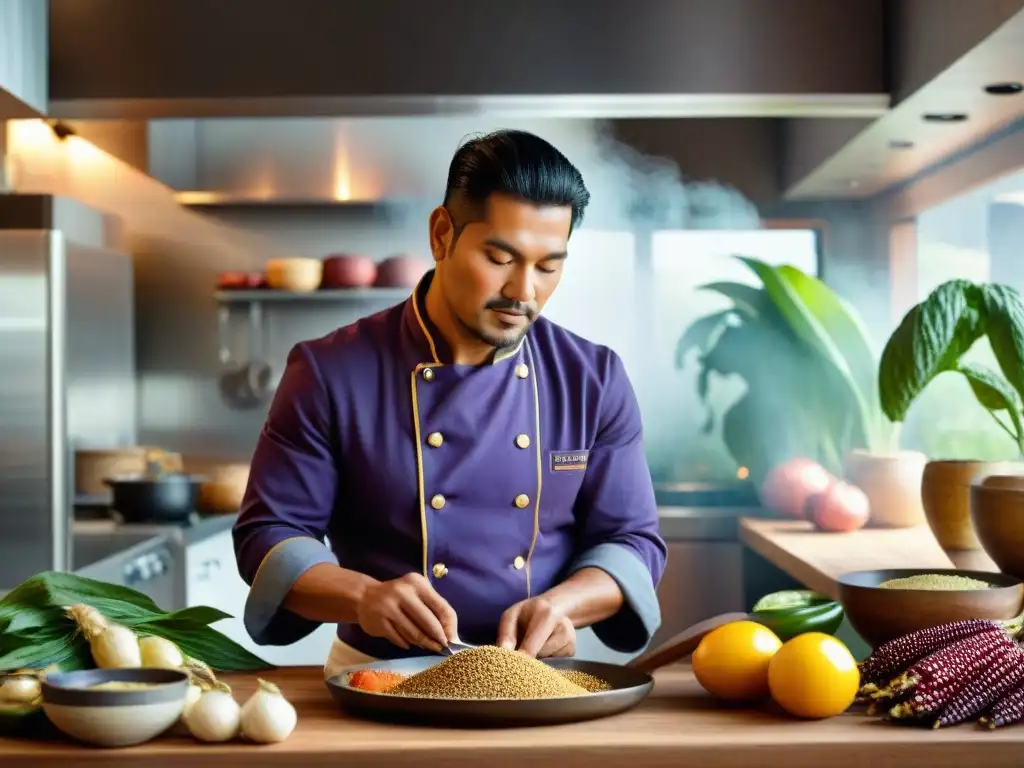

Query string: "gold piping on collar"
[[524, 337, 542, 599], [410, 272, 525, 365]]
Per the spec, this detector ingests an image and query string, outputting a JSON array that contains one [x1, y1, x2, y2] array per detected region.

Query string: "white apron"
[[323, 635, 377, 680]]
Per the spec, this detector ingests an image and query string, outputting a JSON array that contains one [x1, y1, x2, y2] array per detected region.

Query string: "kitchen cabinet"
[[184, 530, 336, 667]]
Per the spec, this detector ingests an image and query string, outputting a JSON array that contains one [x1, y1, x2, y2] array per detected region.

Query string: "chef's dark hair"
[[443, 130, 590, 239]]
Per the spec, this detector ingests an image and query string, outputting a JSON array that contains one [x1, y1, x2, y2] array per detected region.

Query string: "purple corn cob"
[[935, 642, 1024, 728], [858, 619, 1001, 686], [981, 680, 1024, 729], [879, 630, 1011, 713]]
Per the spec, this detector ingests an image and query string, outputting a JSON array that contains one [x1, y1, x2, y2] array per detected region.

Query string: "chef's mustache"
[[485, 299, 536, 320]]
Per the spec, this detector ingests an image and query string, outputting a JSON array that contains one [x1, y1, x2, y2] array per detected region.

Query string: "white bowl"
[[41, 668, 189, 748]]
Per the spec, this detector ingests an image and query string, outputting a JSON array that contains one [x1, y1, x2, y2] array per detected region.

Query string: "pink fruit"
[[807, 481, 870, 533], [322, 254, 378, 289], [760, 458, 835, 519], [375, 254, 431, 287]]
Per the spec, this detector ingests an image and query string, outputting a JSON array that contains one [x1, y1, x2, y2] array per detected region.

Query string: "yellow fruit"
[[692, 620, 782, 702], [768, 632, 860, 719]]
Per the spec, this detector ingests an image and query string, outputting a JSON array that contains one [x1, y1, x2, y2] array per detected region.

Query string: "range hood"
[[50, 0, 889, 121]]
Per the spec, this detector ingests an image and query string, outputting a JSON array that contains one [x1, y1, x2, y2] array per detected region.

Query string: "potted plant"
[[878, 279, 1024, 566], [677, 256, 919, 528]]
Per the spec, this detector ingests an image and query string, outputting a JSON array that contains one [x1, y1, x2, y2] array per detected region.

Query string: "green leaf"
[[2, 572, 167, 615], [145, 606, 234, 629], [0, 633, 78, 672], [700, 318, 854, 481], [878, 279, 984, 422], [956, 361, 1024, 450], [957, 361, 1022, 412], [4, 607, 60, 637], [738, 256, 874, 450], [675, 310, 736, 368], [776, 265, 880, 405], [133, 623, 271, 672], [982, 284, 1024, 404], [697, 281, 769, 318]]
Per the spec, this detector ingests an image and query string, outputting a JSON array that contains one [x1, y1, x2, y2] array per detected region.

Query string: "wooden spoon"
[[627, 612, 751, 673]]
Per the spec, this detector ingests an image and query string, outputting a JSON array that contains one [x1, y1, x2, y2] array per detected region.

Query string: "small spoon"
[[441, 635, 477, 656]]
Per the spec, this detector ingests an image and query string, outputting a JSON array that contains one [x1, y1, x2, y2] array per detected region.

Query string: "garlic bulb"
[[183, 683, 203, 716], [239, 679, 297, 744], [0, 675, 41, 704], [184, 688, 241, 742], [65, 604, 141, 668], [139, 636, 184, 670]]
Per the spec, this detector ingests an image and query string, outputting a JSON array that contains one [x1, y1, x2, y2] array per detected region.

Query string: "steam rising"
[[586, 121, 761, 231]]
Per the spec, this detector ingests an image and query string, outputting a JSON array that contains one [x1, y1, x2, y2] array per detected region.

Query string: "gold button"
[[422, 367, 434, 381], [432, 563, 448, 579], [427, 432, 444, 448], [514, 493, 530, 509], [430, 494, 446, 510], [515, 363, 529, 379], [515, 433, 530, 449], [513, 556, 526, 570]]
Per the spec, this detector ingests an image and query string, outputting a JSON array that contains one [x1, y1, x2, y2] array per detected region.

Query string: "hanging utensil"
[[216, 304, 265, 410], [241, 300, 273, 404]]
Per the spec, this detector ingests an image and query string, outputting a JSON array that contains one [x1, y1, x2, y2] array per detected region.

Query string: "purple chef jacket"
[[233, 270, 667, 659]]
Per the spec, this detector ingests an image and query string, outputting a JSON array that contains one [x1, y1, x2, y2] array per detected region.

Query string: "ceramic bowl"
[[836, 567, 1024, 648], [265, 257, 323, 292], [41, 668, 189, 747], [972, 476, 1024, 579]]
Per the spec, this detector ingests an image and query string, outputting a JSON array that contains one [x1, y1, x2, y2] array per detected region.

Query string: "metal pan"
[[325, 656, 654, 728]]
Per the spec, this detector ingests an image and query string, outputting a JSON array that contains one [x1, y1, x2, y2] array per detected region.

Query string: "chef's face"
[[429, 193, 572, 349]]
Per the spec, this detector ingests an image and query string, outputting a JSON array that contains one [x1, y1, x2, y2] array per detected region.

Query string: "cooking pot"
[[103, 474, 206, 523]]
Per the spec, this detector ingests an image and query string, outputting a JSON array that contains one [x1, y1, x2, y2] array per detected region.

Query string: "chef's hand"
[[496, 596, 576, 658], [356, 573, 458, 654]]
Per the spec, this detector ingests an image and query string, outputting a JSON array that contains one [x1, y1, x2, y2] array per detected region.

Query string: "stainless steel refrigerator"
[[0, 193, 136, 591]]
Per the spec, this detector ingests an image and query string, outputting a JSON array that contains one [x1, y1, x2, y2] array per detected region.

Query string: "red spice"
[[348, 669, 408, 693]]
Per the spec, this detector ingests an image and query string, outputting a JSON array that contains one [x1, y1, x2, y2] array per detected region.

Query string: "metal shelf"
[[175, 192, 412, 211], [215, 288, 412, 303]]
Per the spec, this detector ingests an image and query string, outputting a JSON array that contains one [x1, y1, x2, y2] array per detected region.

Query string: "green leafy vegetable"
[[878, 279, 1024, 455], [0, 571, 271, 673]]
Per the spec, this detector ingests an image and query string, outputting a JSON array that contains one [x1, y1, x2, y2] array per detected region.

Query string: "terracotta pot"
[[921, 460, 1021, 570], [843, 449, 927, 528], [971, 475, 1024, 580]]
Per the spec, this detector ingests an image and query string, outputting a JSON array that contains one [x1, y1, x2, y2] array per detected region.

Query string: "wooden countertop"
[[740, 518, 955, 600], [4, 665, 1024, 767]]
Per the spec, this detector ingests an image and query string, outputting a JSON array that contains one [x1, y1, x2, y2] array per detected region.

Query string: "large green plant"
[[878, 279, 1024, 455], [675, 256, 892, 485]]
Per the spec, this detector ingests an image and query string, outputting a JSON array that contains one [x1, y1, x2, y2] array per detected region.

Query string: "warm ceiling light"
[[889, 139, 914, 149], [922, 113, 968, 123], [984, 82, 1023, 96]]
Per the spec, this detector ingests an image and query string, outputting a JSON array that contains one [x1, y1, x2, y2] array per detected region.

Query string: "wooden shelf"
[[215, 288, 412, 303]]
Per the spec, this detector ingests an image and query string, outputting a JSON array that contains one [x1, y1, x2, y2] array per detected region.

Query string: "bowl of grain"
[[836, 568, 1024, 649]]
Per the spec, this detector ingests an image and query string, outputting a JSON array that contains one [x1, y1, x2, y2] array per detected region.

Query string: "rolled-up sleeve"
[[232, 342, 340, 646], [568, 350, 668, 654]]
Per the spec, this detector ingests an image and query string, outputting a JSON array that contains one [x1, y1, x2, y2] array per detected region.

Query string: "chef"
[[232, 129, 668, 678]]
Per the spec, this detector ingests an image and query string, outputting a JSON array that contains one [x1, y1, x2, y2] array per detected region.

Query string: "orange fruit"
[[692, 620, 782, 701], [767, 632, 860, 719]]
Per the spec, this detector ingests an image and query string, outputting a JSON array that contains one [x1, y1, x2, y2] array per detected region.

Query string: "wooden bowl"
[[972, 477, 1024, 579], [836, 567, 1023, 648], [921, 460, 1021, 570]]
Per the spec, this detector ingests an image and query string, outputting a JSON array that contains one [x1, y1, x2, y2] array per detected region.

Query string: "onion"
[[760, 458, 835, 519], [806, 481, 870, 532]]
